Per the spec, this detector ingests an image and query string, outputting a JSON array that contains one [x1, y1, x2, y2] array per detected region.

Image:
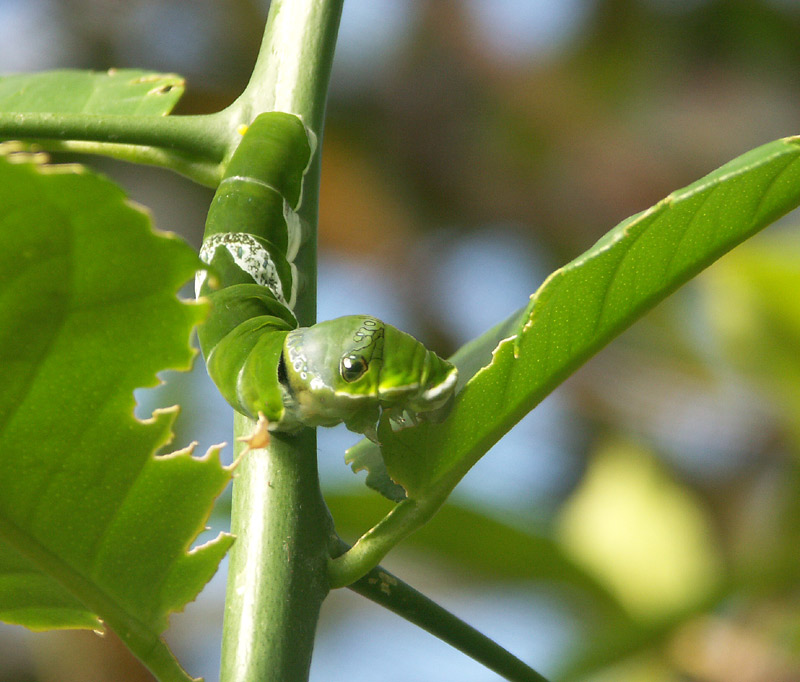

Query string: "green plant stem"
[[328, 491, 448, 588], [0, 111, 231, 162], [220, 418, 334, 682], [219, 2, 343, 682], [38, 140, 223, 187], [348, 560, 552, 682], [230, 0, 340, 133]]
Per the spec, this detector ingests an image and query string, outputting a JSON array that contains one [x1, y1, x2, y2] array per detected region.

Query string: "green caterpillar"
[[196, 112, 457, 441]]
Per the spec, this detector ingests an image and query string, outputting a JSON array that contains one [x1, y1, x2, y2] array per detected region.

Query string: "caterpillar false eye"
[[196, 112, 457, 438], [340, 354, 368, 382]]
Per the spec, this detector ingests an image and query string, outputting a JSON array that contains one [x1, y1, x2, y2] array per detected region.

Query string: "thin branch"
[[0, 111, 230, 161], [328, 493, 447, 589], [349, 560, 552, 682]]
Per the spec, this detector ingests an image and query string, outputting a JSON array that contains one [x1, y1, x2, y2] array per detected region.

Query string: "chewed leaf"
[[0, 69, 184, 116], [0, 151, 229, 681], [345, 308, 527, 501], [378, 136, 800, 500], [345, 441, 407, 502]]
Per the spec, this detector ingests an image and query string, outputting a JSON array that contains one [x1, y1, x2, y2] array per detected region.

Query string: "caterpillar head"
[[280, 315, 457, 440]]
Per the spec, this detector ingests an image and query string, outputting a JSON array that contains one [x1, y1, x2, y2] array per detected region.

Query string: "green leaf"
[[0, 69, 184, 116], [346, 308, 528, 501], [380, 136, 800, 500], [0, 70, 226, 186], [331, 137, 800, 589], [0, 150, 231, 681]]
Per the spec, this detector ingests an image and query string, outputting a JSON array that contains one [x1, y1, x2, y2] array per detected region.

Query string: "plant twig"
[[218, 2, 343, 681], [219, 419, 334, 682], [349, 560, 553, 682], [0, 111, 231, 163]]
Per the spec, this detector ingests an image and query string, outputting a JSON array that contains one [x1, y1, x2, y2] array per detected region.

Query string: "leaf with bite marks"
[[0, 149, 231, 682]]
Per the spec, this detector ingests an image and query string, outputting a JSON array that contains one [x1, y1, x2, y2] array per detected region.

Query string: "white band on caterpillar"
[[197, 232, 290, 307]]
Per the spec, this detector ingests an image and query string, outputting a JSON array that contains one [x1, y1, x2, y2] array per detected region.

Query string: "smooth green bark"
[[220, 418, 334, 682], [0, 111, 229, 161], [219, 2, 343, 681]]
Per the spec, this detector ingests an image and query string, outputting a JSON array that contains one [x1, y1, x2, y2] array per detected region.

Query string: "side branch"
[[0, 111, 232, 164], [328, 493, 447, 589], [349, 561, 552, 682]]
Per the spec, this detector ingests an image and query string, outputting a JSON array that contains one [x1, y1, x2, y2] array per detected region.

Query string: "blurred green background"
[[2, 1, 799, 680]]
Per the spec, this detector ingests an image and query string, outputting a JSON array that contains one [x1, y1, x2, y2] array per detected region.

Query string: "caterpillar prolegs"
[[196, 112, 457, 440]]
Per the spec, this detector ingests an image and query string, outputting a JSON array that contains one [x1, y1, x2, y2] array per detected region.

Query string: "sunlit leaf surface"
[[0, 151, 230, 680], [378, 137, 800, 500], [0, 69, 184, 116]]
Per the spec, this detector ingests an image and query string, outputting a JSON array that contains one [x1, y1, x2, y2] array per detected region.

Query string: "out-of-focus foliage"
[[701, 233, 800, 446], [376, 137, 800, 503], [326, 3, 800, 679], [557, 440, 723, 621], [3, 1, 800, 681]]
